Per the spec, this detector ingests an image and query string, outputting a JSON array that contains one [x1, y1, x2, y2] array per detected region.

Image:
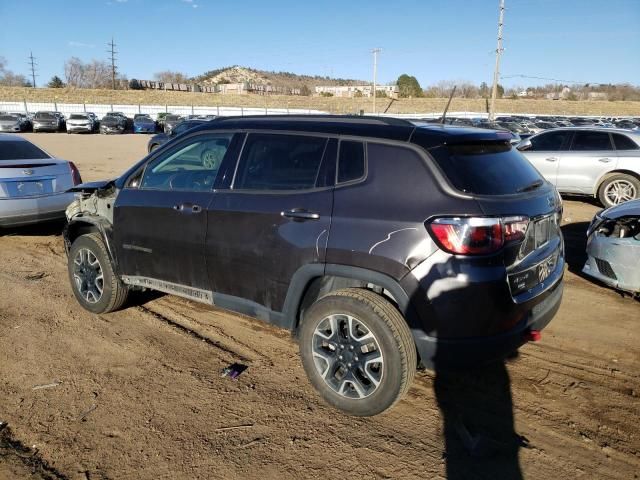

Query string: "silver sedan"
[[517, 127, 640, 207], [0, 135, 81, 228]]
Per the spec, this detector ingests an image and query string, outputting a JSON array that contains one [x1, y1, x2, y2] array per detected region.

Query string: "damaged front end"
[[583, 200, 640, 296], [63, 180, 118, 255]]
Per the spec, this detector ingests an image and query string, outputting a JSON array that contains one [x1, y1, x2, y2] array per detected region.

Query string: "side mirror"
[[516, 139, 532, 151]]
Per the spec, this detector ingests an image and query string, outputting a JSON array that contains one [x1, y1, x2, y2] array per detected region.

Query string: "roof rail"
[[214, 114, 415, 127]]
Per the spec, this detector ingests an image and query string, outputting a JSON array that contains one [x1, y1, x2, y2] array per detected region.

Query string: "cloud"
[[68, 41, 96, 48], [193, 4, 198, 7], [182, 0, 193, 3], [115, 0, 128, 3]]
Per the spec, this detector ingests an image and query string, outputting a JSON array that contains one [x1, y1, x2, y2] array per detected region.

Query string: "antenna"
[[441, 85, 457, 124], [489, 0, 505, 121], [107, 37, 117, 90], [28, 51, 37, 88]]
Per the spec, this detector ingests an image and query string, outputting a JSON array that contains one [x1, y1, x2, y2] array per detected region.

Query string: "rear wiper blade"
[[517, 179, 544, 193]]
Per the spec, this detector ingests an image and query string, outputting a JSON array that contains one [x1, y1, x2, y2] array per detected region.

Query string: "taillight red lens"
[[428, 216, 529, 255], [68, 161, 82, 185]]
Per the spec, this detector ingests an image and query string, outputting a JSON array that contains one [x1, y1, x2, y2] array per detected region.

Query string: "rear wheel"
[[299, 288, 416, 416], [598, 173, 640, 207], [68, 233, 129, 314]]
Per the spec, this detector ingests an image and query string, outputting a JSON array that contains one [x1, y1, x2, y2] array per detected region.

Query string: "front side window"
[[234, 133, 327, 190], [530, 131, 571, 151], [140, 133, 233, 191], [571, 131, 613, 151]]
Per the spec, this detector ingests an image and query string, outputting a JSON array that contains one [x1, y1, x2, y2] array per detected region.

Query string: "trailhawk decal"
[[121, 276, 213, 304]]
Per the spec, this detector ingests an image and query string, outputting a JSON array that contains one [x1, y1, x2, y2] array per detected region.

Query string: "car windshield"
[[135, 114, 150, 119], [0, 115, 18, 121], [0, 140, 50, 160], [34, 112, 55, 119], [70, 114, 89, 120], [166, 115, 181, 121]]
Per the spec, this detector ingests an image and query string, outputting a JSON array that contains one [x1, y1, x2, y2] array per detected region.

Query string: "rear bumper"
[[411, 279, 563, 368], [0, 192, 75, 227]]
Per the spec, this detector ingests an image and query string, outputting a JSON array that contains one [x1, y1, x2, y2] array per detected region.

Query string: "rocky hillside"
[[194, 66, 366, 91]]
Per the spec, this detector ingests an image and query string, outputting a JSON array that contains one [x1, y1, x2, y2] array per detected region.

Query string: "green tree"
[[479, 81, 489, 97], [497, 83, 505, 98], [396, 74, 423, 98], [47, 75, 65, 88]]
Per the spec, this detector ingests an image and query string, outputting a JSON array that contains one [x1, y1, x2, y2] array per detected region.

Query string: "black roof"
[[188, 115, 514, 147]]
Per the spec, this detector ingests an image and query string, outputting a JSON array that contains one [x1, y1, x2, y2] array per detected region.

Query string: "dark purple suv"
[[64, 116, 564, 416]]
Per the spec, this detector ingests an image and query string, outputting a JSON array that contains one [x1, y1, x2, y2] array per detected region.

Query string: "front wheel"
[[299, 288, 416, 416], [68, 233, 129, 314], [598, 173, 640, 208]]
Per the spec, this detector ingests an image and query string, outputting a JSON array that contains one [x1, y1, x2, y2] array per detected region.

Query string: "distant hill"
[[193, 66, 367, 91]]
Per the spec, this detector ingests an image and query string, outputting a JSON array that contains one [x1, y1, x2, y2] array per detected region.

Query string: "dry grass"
[[2, 86, 640, 116]]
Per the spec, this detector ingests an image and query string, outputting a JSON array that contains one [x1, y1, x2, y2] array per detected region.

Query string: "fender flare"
[[281, 264, 421, 331], [64, 217, 118, 270]]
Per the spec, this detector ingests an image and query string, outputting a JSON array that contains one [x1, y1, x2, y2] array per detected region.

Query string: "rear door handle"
[[281, 209, 320, 220], [173, 203, 203, 214], [545, 157, 559, 162], [598, 157, 612, 163]]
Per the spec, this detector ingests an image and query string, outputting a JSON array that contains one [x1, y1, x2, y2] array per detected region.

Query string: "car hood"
[[67, 118, 91, 124], [101, 117, 123, 126], [600, 199, 640, 219]]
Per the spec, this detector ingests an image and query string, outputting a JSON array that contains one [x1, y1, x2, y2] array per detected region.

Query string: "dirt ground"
[[1, 133, 638, 480]]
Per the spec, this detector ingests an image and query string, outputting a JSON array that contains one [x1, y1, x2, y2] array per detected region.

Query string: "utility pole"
[[489, 0, 505, 121], [28, 51, 37, 88], [371, 48, 381, 115], [107, 37, 117, 90]]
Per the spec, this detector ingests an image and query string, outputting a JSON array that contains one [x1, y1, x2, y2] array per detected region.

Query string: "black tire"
[[299, 288, 416, 416], [149, 143, 159, 152], [598, 173, 640, 208], [68, 233, 129, 314]]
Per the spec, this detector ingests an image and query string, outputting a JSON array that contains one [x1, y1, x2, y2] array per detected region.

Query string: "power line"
[[489, 0, 505, 122], [501, 74, 597, 85], [28, 51, 37, 88], [371, 48, 381, 115], [107, 37, 117, 90]]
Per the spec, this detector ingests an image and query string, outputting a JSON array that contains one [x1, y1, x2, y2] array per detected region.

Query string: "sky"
[[1, 0, 639, 88]]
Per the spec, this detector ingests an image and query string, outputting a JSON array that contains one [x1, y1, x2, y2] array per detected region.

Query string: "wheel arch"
[[283, 264, 419, 335], [64, 218, 118, 270], [595, 169, 640, 197]]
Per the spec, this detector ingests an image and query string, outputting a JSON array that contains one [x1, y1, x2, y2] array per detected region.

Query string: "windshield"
[[424, 140, 545, 195], [35, 112, 56, 119], [166, 115, 181, 121], [70, 114, 89, 120], [0, 115, 18, 121], [0, 141, 50, 160]]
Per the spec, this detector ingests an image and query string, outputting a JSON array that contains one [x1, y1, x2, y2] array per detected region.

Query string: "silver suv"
[[517, 128, 640, 207]]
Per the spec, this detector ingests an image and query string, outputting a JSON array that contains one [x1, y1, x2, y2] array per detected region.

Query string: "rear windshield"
[[0, 141, 50, 160], [35, 112, 55, 119], [426, 141, 545, 195]]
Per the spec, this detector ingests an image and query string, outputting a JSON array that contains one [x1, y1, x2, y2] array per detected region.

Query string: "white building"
[[315, 85, 399, 99]]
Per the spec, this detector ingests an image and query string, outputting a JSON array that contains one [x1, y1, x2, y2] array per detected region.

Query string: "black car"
[[147, 119, 207, 152], [100, 113, 127, 134], [163, 114, 183, 134], [63, 116, 564, 416]]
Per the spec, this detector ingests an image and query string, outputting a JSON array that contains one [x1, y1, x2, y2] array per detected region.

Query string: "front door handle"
[[598, 157, 612, 163], [545, 156, 559, 162], [281, 208, 320, 220], [173, 203, 203, 214]]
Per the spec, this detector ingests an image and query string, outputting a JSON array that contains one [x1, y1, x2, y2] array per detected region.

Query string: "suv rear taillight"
[[428, 216, 529, 255], [68, 161, 82, 185]]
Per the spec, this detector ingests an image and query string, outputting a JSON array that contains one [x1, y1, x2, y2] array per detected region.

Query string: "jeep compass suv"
[[64, 116, 564, 416]]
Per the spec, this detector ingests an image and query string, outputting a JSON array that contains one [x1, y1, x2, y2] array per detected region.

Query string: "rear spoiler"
[[67, 179, 114, 193]]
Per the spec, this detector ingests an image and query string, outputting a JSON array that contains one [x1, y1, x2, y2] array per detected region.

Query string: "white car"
[[0, 135, 81, 228]]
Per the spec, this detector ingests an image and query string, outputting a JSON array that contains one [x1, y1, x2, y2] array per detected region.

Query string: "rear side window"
[[0, 141, 50, 160], [234, 133, 327, 190], [571, 131, 613, 151], [530, 131, 571, 151], [428, 141, 544, 195], [338, 141, 365, 183], [612, 133, 639, 150]]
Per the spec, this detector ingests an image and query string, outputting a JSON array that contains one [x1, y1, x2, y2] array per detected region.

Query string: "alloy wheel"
[[605, 179, 637, 205], [73, 248, 104, 304], [311, 314, 384, 399]]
